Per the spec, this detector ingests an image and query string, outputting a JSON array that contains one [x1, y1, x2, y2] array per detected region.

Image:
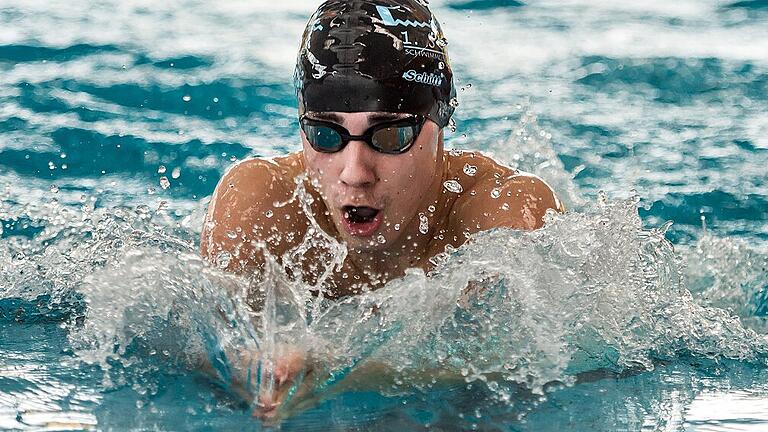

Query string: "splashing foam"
[[1, 115, 767, 416], [2, 189, 767, 412]]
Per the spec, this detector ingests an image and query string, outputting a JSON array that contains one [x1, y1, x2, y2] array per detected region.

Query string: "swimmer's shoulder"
[[446, 151, 564, 232], [202, 153, 307, 272], [220, 152, 303, 197]]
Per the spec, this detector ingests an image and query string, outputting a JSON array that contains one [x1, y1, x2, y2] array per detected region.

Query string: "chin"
[[344, 236, 385, 253]]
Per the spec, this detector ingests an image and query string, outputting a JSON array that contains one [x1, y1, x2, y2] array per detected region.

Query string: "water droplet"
[[182, 95, 191, 102], [419, 213, 429, 234], [448, 117, 457, 132], [147, 187, 156, 195], [265, 210, 274, 218], [394, 223, 401, 231], [438, 61, 445, 70], [230, 155, 237, 162], [157, 165, 166, 174], [171, 167, 181, 179], [501, 202, 510, 210], [215, 251, 231, 269], [443, 180, 463, 193], [49, 184, 59, 194], [428, 205, 436, 213], [449, 148, 463, 156], [213, 97, 219, 103], [48, 161, 56, 170], [60, 152, 67, 159], [597, 190, 608, 205], [490, 188, 501, 199], [449, 98, 459, 108], [159, 176, 170, 190], [225, 230, 237, 239], [463, 164, 477, 176], [377, 235, 386, 244]]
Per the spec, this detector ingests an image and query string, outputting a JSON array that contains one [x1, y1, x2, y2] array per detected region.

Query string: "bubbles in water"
[[159, 176, 170, 190], [182, 95, 191, 102], [49, 184, 59, 194], [443, 180, 463, 194], [419, 213, 429, 235], [157, 165, 166, 174], [463, 164, 478, 176], [171, 167, 181, 179]]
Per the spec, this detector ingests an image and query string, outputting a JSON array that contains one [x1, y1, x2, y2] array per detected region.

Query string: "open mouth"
[[342, 206, 383, 237], [344, 206, 380, 224]]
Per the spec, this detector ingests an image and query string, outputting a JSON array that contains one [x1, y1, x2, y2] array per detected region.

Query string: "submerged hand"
[[252, 347, 312, 420], [227, 346, 314, 421]]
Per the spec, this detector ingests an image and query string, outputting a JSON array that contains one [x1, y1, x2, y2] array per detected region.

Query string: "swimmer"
[[200, 0, 564, 419]]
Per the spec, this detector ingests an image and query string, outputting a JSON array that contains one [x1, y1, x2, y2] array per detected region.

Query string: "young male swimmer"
[[200, 0, 564, 419]]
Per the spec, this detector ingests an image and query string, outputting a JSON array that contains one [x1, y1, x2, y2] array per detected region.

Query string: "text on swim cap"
[[402, 70, 444, 86]]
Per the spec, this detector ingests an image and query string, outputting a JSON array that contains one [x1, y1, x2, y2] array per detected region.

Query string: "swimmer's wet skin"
[[200, 0, 564, 420]]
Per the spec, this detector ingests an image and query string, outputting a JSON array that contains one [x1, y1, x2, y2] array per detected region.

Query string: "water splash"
[[2, 185, 767, 421], [488, 107, 586, 210]]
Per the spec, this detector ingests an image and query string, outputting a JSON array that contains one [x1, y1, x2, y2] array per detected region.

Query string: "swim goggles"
[[299, 114, 425, 155]]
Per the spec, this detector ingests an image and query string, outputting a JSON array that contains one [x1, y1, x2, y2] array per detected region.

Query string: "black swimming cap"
[[294, 0, 456, 128]]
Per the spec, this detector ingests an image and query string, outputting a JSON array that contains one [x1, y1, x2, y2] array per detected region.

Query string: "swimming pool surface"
[[2, 0, 768, 430]]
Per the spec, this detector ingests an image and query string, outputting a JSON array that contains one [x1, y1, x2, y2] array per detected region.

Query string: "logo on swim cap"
[[375, 5, 431, 28], [402, 70, 444, 86]]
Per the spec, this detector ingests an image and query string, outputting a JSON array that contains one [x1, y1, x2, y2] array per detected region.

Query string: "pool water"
[[1, 0, 768, 430]]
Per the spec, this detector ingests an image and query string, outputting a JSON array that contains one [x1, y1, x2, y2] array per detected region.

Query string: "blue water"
[[2, 0, 768, 430]]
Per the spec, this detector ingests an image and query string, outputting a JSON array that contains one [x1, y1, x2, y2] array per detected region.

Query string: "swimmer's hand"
[[227, 346, 316, 422]]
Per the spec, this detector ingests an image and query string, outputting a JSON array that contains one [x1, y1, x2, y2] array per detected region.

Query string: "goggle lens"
[[304, 123, 344, 152], [371, 125, 418, 154]]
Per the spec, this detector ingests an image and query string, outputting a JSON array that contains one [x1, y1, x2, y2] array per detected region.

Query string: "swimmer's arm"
[[200, 158, 292, 273], [457, 171, 564, 233]]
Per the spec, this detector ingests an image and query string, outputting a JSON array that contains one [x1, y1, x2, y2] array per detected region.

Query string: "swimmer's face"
[[301, 111, 442, 252]]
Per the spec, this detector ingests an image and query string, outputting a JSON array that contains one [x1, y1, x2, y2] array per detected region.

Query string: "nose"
[[338, 140, 377, 188]]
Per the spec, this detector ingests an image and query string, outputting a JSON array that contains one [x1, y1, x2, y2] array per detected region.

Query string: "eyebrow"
[[307, 112, 408, 124]]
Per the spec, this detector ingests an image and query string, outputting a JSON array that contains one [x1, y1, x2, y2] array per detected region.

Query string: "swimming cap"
[[294, 0, 456, 128]]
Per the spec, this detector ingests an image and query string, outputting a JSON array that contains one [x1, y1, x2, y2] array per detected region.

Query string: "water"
[[1, 0, 767, 430]]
